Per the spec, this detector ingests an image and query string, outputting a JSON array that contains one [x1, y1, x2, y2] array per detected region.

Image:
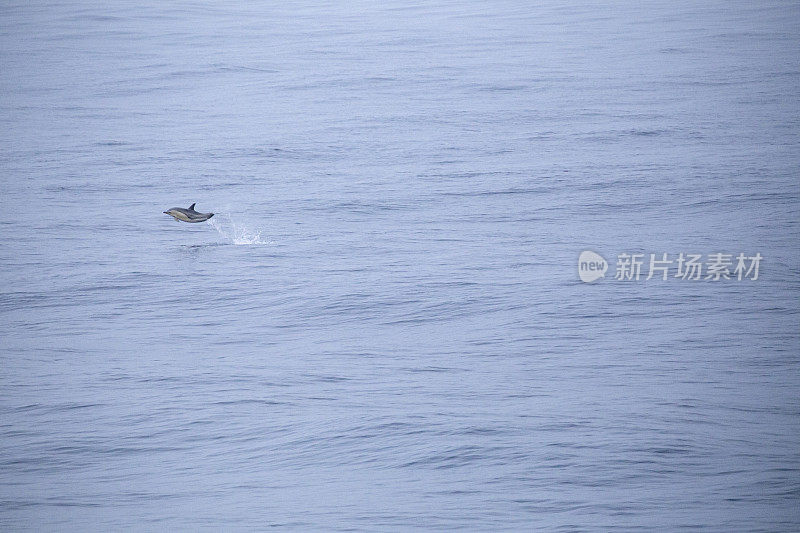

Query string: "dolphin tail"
[[207, 213, 214, 219]]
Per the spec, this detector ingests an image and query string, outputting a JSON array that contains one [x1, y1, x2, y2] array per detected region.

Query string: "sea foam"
[[207, 214, 271, 245]]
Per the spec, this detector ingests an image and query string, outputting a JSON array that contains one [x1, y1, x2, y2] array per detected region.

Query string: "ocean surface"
[[1, 1, 799, 530]]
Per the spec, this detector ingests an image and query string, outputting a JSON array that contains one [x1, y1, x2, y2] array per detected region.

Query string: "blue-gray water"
[[1, 1, 799, 530]]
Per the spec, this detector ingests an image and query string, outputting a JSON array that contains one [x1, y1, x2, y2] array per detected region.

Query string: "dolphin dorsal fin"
[[188, 203, 196, 210]]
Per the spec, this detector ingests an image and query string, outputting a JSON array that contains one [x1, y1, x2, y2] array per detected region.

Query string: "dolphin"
[[163, 203, 215, 223]]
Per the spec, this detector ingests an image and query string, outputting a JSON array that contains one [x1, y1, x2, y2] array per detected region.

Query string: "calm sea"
[[1, 0, 799, 530]]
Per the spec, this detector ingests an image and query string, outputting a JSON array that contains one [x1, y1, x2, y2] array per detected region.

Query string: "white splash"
[[206, 214, 271, 245]]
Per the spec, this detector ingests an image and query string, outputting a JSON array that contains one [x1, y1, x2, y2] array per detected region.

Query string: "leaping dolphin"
[[163, 203, 215, 223]]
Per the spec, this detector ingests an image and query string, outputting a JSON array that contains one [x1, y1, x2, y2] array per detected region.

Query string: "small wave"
[[206, 214, 271, 245]]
